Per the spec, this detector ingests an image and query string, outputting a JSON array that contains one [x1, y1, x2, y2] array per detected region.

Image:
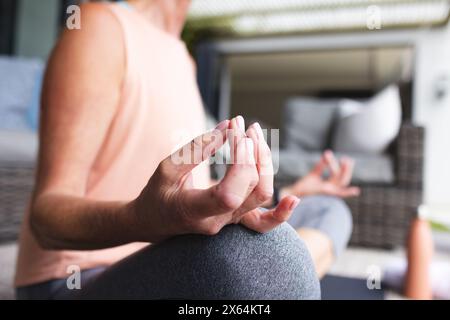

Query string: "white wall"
[[414, 24, 450, 206]]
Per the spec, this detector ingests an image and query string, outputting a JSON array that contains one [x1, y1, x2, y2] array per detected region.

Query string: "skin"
[[31, 0, 360, 278]]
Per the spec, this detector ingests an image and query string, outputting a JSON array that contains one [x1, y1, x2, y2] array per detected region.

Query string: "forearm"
[[30, 193, 141, 250]]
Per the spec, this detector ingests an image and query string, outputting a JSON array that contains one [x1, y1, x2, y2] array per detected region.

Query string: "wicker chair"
[[0, 162, 35, 243], [274, 122, 424, 249], [345, 123, 424, 248]]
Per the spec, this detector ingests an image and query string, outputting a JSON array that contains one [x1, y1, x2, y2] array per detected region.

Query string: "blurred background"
[[1, 0, 450, 300]]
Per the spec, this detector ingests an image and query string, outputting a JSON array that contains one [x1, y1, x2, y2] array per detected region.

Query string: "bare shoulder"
[[62, 2, 123, 42], [78, 2, 119, 24], [43, 1, 125, 114], [49, 2, 125, 79]]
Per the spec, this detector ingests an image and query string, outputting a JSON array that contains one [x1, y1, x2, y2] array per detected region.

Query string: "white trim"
[[207, 28, 443, 55]]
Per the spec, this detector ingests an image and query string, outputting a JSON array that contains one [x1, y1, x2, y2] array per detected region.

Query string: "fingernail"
[[237, 115, 245, 132], [215, 119, 229, 131], [289, 198, 301, 210]]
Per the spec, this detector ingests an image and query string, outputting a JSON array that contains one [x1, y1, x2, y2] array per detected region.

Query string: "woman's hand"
[[281, 150, 361, 199], [132, 116, 300, 242]]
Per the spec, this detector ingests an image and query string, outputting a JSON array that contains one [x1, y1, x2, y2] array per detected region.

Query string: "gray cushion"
[[283, 97, 338, 151], [0, 56, 44, 130], [0, 130, 38, 163], [275, 149, 394, 184]]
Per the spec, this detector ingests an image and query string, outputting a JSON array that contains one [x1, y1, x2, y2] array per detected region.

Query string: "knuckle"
[[255, 188, 273, 203], [260, 142, 272, 158], [156, 159, 173, 178], [249, 170, 260, 187], [248, 178, 259, 190], [214, 187, 241, 211], [197, 222, 222, 236], [205, 224, 222, 236], [177, 209, 195, 232]]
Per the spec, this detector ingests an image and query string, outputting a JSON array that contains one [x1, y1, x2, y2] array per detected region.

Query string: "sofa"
[[0, 55, 43, 299], [0, 55, 41, 243], [275, 84, 424, 249]]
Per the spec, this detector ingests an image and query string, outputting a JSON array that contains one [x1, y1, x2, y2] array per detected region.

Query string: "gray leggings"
[[16, 195, 352, 300]]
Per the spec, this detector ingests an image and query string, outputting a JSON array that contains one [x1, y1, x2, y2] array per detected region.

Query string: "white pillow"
[[332, 85, 402, 154]]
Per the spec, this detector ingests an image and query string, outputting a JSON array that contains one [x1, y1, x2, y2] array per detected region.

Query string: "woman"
[[15, 0, 356, 299]]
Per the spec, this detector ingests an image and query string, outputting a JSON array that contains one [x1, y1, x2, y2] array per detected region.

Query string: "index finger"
[[161, 119, 229, 181], [338, 157, 355, 186], [323, 150, 340, 180]]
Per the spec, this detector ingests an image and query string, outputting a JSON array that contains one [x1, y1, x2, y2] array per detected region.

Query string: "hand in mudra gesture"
[[132, 116, 300, 242], [282, 150, 361, 199]]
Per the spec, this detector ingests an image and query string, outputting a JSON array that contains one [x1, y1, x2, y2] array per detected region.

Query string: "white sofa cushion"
[[332, 85, 402, 154]]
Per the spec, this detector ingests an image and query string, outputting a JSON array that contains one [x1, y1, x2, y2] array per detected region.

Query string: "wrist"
[[120, 199, 145, 243], [126, 196, 184, 243]]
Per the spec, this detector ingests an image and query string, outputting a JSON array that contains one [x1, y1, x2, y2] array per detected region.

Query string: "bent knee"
[[302, 195, 353, 235], [289, 195, 353, 259], [322, 196, 353, 234], [328, 196, 353, 241], [196, 224, 320, 299]]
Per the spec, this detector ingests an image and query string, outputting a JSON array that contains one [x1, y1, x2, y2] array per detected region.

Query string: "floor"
[[329, 231, 450, 299], [329, 247, 407, 299]]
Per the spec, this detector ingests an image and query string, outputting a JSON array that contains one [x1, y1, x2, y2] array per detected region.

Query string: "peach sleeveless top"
[[15, 3, 209, 287]]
